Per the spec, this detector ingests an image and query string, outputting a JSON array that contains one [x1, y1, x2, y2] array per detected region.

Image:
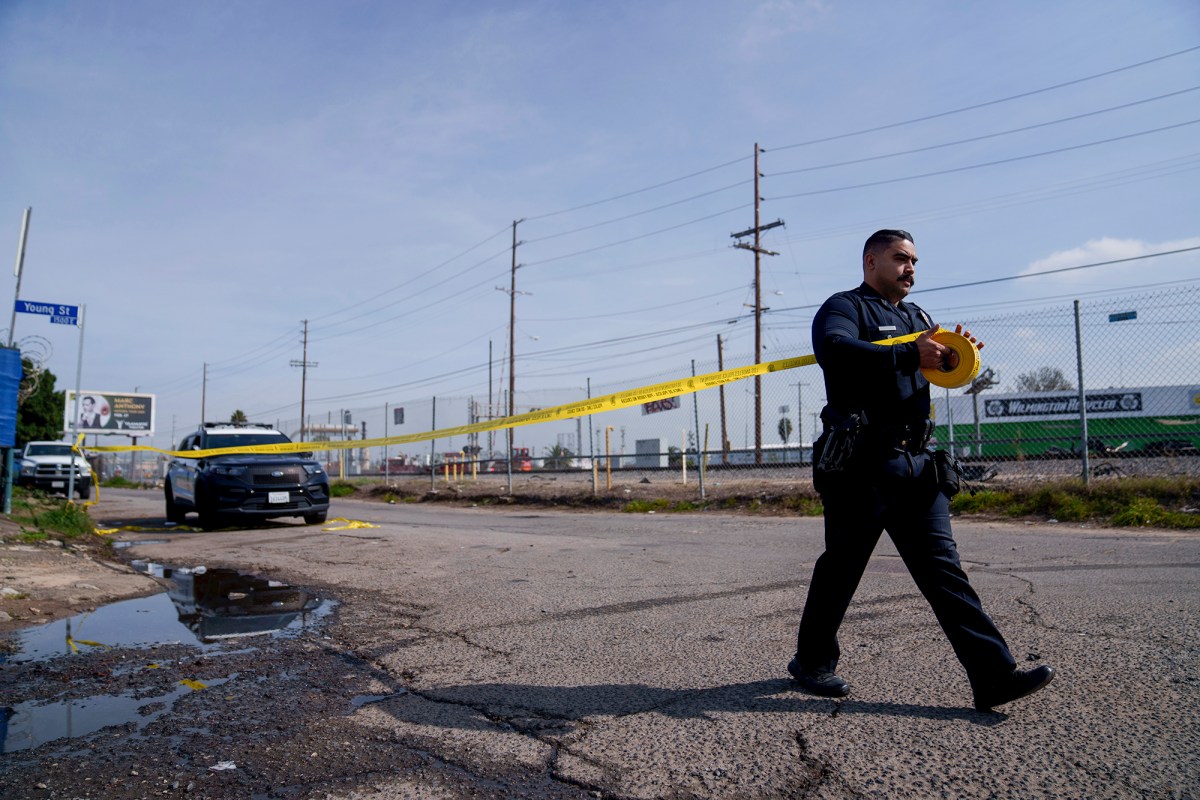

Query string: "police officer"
[[789, 229, 1054, 712]]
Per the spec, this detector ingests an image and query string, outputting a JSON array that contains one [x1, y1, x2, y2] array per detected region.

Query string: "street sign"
[[1108, 310, 1137, 323], [14, 299, 79, 325]]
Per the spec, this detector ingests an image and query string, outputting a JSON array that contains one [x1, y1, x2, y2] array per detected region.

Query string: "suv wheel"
[[164, 485, 186, 524], [195, 485, 220, 531], [78, 482, 92, 500], [304, 511, 328, 525]]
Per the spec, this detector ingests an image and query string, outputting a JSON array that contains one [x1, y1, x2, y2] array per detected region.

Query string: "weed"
[[101, 476, 140, 488], [781, 495, 823, 516], [31, 503, 94, 538], [1109, 497, 1163, 527], [951, 489, 1014, 515], [624, 499, 671, 513], [330, 482, 358, 498], [1020, 489, 1090, 521]]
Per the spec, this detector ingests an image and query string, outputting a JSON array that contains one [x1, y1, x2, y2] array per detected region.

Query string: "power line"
[[526, 285, 745, 323], [525, 154, 753, 222], [913, 245, 1200, 295], [768, 44, 1200, 152], [523, 203, 750, 267], [307, 224, 512, 326], [312, 246, 511, 338], [766, 246, 1200, 318], [768, 119, 1200, 202], [778, 152, 1200, 247], [524, 179, 752, 244], [770, 86, 1200, 178]]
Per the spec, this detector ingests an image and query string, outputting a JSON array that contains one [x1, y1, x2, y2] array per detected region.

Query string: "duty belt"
[[874, 420, 933, 453]]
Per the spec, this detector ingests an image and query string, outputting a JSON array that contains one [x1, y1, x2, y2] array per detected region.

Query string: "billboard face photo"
[[65, 391, 155, 435]]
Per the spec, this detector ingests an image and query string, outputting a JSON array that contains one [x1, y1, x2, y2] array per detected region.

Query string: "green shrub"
[[1017, 488, 1092, 521], [330, 482, 358, 497], [1109, 497, 1169, 527], [33, 503, 94, 538]]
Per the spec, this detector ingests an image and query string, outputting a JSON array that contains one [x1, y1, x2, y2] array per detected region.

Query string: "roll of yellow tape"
[[922, 329, 981, 389]]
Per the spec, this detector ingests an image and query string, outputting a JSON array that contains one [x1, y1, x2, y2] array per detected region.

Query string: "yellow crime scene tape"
[[79, 328, 978, 461]]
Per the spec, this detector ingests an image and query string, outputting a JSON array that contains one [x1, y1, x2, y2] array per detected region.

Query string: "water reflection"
[[7, 562, 329, 661], [2, 563, 332, 754]]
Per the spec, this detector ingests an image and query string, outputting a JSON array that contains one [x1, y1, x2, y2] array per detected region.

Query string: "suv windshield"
[[204, 433, 291, 450], [27, 444, 74, 457]]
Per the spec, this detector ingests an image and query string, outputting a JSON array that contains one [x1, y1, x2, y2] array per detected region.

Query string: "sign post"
[[13, 297, 86, 499], [67, 305, 86, 499]]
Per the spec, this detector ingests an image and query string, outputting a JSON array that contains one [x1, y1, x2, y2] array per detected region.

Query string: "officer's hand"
[[916, 328, 950, 370], [954, 323, 985, 350]]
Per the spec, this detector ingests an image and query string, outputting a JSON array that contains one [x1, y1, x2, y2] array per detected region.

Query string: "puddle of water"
[[5, 564, 334, 663], [2, 676, 232, 754], [1, 564, 338, 754], [10, 593, 201, 662]]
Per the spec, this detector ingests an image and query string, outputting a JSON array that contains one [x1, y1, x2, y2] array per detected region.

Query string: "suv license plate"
[[268, 491, 289, 504], [51, 481, 65, 488]]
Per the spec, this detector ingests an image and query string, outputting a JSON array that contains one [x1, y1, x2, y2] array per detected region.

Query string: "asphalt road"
[[5, 489, 1198, 799]]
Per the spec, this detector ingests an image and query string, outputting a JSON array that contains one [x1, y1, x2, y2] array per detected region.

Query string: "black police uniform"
[[794, 282, 1017, 685]]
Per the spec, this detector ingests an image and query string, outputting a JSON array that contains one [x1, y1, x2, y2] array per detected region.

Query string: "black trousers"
[[796, 451, 1016, 683]]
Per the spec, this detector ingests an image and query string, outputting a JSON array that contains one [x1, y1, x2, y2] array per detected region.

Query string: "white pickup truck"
[[14, 441, 92, 499]]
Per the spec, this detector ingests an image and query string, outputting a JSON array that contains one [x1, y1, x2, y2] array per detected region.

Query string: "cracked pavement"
[[2, 489, 1197, 798]]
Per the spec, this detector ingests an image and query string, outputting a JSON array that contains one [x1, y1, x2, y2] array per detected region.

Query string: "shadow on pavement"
[[379, 678, 1007, 730]]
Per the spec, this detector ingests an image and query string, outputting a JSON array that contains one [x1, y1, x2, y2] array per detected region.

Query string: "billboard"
[[984, 391, 1143, 418], [65, 391, 156, 436]]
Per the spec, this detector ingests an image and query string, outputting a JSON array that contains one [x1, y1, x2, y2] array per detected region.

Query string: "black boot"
[[788, 657, 850, 697], [972, 665, 1055, 711]]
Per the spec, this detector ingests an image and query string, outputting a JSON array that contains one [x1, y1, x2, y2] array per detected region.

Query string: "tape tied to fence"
[[83, 327, 980, 459]]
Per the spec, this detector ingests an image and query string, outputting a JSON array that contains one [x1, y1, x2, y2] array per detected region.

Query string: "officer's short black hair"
[[863, 229, 914, 258]]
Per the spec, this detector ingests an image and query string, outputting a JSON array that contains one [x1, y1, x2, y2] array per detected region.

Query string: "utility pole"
[[717, 334, 729, 464], [496, 220, 525, 484], [792, 381, 808, 447], [508, 220, 520, 433], [487, 339, 494, 456], [731, 143, 784, 465], [201, 363, 207, 422], [8, 207, 32, 348], [289, 320, 318, 442]]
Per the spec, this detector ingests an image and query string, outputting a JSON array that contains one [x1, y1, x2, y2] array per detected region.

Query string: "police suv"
[[165, 422, 330, 529]]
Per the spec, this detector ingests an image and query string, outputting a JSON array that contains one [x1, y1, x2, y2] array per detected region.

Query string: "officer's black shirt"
[[812, 282, 933, 429]]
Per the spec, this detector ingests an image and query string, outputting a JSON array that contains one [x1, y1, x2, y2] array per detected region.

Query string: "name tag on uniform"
[[877, 325, 897, 332]]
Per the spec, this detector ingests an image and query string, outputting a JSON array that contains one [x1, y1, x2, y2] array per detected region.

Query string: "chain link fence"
[[150, 285, 1197, 494]]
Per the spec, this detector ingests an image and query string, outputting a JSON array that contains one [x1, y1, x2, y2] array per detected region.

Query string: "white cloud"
[[1021, 236, 1200, 277]]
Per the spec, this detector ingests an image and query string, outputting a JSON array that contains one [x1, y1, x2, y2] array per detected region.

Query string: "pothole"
[[6, 562, 334, 661]]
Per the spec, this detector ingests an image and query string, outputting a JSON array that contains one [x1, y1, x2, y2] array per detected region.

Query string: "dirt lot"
[[0, 517, 160, 642]]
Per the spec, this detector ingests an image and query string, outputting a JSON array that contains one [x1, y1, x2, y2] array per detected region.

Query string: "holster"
[[930, 448, 963, 498], [815, 412, 867, 474], [812, 412, 867, 496]]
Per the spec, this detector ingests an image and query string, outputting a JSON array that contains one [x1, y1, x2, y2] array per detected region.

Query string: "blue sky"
[[1, 0, 1198, 453]]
